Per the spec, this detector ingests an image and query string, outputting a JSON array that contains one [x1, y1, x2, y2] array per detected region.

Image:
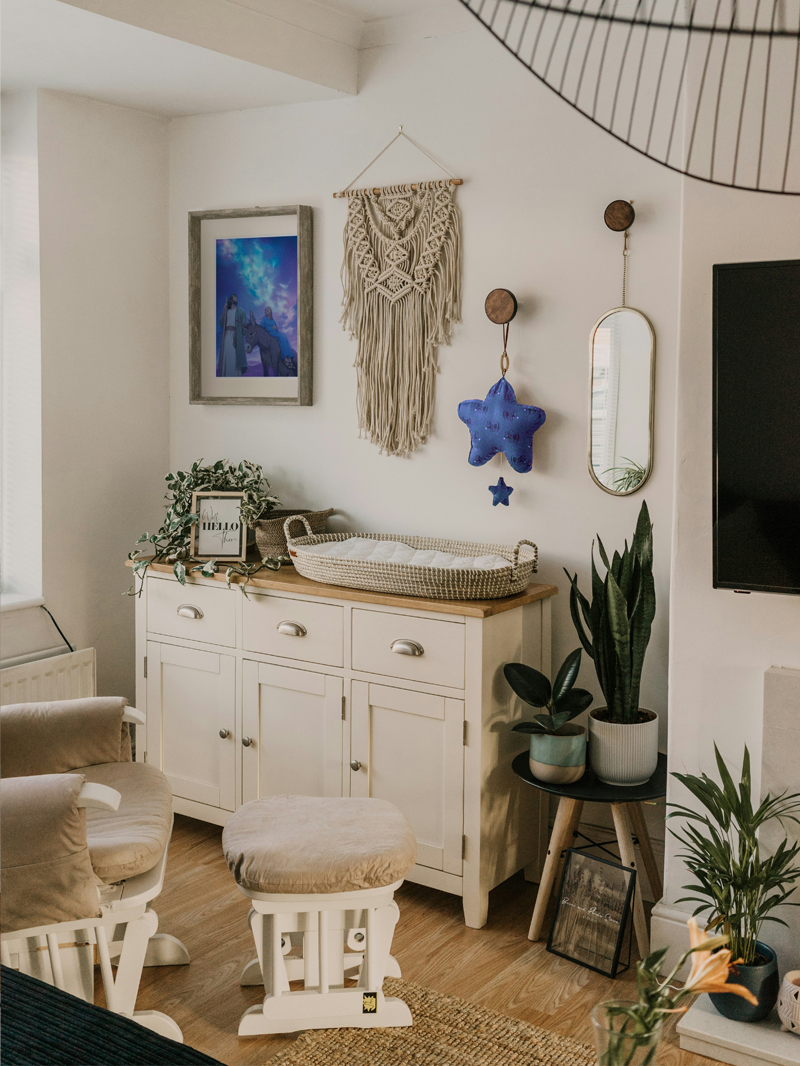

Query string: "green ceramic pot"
[[709, 942, 779, 1023], [529, 724, 587, 785]]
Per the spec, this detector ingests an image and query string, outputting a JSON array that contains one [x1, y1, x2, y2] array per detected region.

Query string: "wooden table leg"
[[528, 796, 583, 942], [628, 801, 663, 902], [610, 803, 649, 958]]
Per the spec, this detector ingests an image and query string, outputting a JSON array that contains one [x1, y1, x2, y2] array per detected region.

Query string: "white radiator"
[[0, 648, 96, 705]]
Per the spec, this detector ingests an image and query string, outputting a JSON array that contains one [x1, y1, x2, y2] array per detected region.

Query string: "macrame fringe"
[[340, 182, 461, 457]]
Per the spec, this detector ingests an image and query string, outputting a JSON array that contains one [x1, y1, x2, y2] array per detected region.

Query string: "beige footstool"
[[222, 794, 417, 1036]]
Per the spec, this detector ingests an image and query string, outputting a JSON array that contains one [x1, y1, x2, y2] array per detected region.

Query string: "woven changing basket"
[[254, 508, 334, 562], [284, 516, 538, 601]]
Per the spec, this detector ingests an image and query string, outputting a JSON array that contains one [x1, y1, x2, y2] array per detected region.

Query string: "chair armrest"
[[0, 697, 133, 778], [0, 775, 101, 934]]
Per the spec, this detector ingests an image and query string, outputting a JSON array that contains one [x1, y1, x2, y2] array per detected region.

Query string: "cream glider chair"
[[0, 697, 188, 1042]]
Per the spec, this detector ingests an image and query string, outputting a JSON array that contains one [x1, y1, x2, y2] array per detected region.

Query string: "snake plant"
[[564, 501, 655, 725], [506, 649, 593, 735]]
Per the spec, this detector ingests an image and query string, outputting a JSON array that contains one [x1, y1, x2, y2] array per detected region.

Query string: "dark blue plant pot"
[[709, 942, 779, 1023]]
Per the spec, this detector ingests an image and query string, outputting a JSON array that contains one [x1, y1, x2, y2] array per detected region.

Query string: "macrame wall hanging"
[[334, 128, 463, 457]]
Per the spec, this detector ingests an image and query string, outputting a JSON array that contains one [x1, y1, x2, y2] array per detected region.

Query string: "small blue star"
[[489, 477, 514, 506], [458, 377, 546, 472]]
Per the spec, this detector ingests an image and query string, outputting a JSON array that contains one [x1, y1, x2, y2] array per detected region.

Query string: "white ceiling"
[[0, 0, 351, 115]]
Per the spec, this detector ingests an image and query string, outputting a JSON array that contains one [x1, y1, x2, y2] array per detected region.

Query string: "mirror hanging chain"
[[622, 229, 629, 308]]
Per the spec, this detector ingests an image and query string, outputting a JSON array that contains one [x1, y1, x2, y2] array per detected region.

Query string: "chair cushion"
[[222, 795, 417, 896], [74, 762, 173, 884]]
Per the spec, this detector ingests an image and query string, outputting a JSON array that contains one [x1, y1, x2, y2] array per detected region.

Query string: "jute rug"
[[267, 978, 596, 1066]]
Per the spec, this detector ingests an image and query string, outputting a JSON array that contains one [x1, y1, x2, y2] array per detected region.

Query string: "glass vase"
[[591, 1001, 663, 1066]]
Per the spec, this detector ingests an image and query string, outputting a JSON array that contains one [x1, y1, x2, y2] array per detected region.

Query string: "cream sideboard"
[[132, 562, 557, 928]]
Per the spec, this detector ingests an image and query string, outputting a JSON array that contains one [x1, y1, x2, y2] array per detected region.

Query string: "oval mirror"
[[589, 307, 655, 495]]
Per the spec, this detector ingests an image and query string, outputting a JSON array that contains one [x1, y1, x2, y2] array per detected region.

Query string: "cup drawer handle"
[[390, 639, 424, 657], [277, 620, 307, 637], [177, 604, 204, 620]]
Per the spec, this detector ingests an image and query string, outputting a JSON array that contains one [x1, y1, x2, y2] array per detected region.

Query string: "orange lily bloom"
[[682, 918, 758, 1004]]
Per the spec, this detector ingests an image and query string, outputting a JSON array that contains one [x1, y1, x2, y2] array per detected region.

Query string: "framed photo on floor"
[[189, 206, 312, 406], [189, 491, 247, 561], [546, 849, 635, 978]]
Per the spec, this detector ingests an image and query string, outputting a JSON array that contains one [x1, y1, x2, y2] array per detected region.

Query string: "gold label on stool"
[[362, 993, 377, 1014]]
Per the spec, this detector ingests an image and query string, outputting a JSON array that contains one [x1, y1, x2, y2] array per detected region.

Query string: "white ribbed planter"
[[588, 708, 659, 786]]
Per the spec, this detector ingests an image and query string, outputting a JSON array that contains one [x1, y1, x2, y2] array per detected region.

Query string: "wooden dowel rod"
[[333, 178, 463, 198]]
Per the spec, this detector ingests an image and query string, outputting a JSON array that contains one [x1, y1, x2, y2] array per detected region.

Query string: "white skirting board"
[[0, 647, 96, 705], [678, 995, 800, 1066]]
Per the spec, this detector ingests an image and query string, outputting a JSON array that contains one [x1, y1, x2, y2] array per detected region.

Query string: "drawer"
[[351, 609, 465, 689], [147, 577, 236, 648], [242, 594, 344, 667]]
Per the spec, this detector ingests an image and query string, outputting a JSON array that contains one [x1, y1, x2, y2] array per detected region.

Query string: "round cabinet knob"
[[177, 604, 203, 620], [219, 729, 230, 739], [277, 620, 307, 637], [350, 760, 362, 772], [242, 736, 253, 748], [390, 638, 424, 657]]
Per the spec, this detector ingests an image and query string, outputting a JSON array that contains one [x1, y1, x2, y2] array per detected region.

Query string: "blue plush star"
[[489, 477, 514, 506], [458, 377, 546, 472]]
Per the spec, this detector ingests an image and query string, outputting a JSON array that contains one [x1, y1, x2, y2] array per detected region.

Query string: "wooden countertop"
[[127, 557, 558, 619]]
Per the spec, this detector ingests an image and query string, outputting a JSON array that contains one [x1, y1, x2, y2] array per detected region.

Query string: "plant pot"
[[591, 1001, 662, 1066], [529, 725, 586, 785], [588, 708, 658, 787], [778, 970, 800, 1035], [709, 942, 779, 1023]]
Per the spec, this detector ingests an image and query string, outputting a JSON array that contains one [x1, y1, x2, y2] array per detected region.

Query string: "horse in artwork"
[[243, 312, 297, 377]]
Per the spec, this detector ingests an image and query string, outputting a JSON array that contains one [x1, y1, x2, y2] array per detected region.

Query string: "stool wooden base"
[[528, 798, 663, 959], [235, 881, 411, 1036]]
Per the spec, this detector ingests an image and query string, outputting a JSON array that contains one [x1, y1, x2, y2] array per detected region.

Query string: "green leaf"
[[553, 687, 593, 718], [173, 560, 186, 584], [552, 648, 582, 703], [511, 720, 547, 735], [597, 535, 611, 572], [504, 662, 551, 707], [605, 569, 632, 719]]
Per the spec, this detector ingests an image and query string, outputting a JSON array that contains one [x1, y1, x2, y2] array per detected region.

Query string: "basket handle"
[[283, 514, 314, 541], [512, 539, 539, 574]]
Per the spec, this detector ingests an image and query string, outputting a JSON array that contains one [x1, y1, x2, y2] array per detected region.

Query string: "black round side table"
[[512, 751, 667, 958]]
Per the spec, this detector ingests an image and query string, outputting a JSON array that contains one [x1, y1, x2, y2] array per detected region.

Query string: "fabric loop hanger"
[[333, 126, 463, 198]]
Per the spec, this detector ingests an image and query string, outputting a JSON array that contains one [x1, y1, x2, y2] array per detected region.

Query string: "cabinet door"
[[242, 660, 344, 804], [146, 641, 236, 811], [350, 681, 463, 875]]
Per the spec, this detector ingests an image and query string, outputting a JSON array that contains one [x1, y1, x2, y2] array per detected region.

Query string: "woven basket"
[[254, 508, 334, 561], [284, 516, 538, 601]]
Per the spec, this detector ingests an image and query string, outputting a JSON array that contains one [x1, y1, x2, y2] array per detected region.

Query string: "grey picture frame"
[[188, 205, 313, 406]]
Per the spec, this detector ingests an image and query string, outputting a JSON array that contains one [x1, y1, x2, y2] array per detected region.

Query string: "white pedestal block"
[[678, 995, 800, 1066]]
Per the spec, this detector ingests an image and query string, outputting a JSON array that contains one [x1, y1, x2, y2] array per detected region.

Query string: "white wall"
[[168, 27, 682, 797], [652, 178, 800, 972], [1, 92, 43, 603], [34, 90, 170, 701]]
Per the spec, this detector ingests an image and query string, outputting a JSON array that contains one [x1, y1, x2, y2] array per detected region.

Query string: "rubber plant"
[[506, 649, 593, 736], [128, 459, 281, 597], [563, 501, 655, 724]]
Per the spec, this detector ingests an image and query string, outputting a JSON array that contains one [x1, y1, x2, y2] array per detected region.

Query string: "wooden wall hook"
[[604, 200, 635, 231], [485, 289, 518, 325]]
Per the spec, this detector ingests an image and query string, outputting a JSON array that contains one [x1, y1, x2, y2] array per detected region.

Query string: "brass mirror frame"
[[588, 306, 656, 497]]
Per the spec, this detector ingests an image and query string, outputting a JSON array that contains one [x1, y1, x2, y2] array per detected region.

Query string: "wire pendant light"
[[458, 0, 800, 194]]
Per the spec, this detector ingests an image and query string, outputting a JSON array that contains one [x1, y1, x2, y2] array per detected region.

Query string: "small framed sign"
[[190, 492, 247, 561], [546, 849, 635, 978]]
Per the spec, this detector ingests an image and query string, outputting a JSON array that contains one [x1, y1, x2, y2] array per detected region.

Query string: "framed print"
[[189, 206, 312, 406], [190, 492, 247, 561], [546, 849, 635, 978]]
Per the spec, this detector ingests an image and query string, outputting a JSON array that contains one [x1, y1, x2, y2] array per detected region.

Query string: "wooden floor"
[[128, 815, 716, 1066]]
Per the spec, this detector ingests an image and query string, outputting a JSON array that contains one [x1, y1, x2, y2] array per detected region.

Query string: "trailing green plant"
[[563, 501, 655, 724], [602, 457, 646, 493], [668, 744, 800, 965], [506, 648, 593, 736], [127, 459, 280, 596]]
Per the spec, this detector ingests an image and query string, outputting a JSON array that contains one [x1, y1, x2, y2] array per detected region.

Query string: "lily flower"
[[682, 918, 758, 1003]]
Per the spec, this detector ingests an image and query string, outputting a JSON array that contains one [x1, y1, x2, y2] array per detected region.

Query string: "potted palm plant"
[[669, 745, 800, 1022], [564, 501, 657, 786], [506, 649, 593, 784]]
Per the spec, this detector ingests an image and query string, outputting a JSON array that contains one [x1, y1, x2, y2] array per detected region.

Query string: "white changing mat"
[[301, 537, 510, 571]]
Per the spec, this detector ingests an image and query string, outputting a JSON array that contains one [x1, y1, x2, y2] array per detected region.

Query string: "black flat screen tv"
[[713, 259, 800, 595]]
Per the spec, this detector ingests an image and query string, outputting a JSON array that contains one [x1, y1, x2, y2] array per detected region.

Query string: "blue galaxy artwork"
[[216, 236, 298, 378]]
